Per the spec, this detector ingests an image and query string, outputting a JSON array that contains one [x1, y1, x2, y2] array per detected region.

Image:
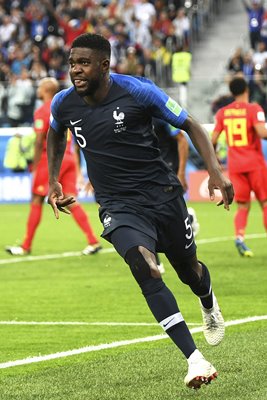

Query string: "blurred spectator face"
[[20, 67, 30, 80], [256, 41, 266, 52], [45, 35, 64, 50], [243, 51, 253, 63], [153, 36, 163, 49], [252, 0, 261, 8]]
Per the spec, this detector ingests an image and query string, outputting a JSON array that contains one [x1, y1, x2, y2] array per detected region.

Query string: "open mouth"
[[74, 79, 87, 88]]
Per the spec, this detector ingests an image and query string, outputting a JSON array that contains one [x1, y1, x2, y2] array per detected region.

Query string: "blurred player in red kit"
[[212, 76, 267, 256], [6, 77, 101, 256]]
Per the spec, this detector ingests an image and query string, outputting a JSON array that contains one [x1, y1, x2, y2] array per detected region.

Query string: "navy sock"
[[141, 279, 196, 358], [198, 262, 213, 309]]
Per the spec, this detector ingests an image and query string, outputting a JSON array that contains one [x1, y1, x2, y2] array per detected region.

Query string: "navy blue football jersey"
[[152, 117, 180, 174], [50, 73, 188, 206]]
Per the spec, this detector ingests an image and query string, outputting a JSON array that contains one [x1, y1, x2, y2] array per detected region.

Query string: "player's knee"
[[175, 259, 211, 296], [125, 246, 161, 284], [172, 256, 202, 287]]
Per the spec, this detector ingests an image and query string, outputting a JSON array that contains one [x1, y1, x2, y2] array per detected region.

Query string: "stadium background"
[[1, 0, 267, 204]]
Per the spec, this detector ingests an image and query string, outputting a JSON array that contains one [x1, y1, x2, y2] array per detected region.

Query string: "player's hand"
[[208, 170, 234, 210], [48, 181, 76, 219]]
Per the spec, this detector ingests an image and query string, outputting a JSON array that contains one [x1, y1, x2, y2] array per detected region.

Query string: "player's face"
[[69, 47, 109, 97]]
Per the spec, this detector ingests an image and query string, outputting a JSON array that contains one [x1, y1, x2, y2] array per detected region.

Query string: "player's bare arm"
[[47, 126, 76, 218], [181, 115, 234, 209], [255, 123, 267, 139], [177, 132, 189, 192]]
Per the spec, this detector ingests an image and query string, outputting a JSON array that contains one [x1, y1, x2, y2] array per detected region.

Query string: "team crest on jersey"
[[113, 107, 126, 133]]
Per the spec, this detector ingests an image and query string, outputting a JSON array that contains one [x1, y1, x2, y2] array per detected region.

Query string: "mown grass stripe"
[[0, 315, 266, 369], [0, 233, 265, 266]]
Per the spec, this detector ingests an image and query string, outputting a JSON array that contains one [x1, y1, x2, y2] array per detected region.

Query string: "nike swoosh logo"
[[70, 119, 82, 126], [163, 317, 175, 328], [185, 240, 194, 250]]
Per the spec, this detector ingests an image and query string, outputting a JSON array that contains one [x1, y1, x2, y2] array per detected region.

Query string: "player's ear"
[[102, 58, 110, 72]]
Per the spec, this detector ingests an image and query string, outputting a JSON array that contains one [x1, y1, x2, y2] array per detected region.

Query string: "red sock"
[[234, 208, 249, 239], [263, 205, 267, 232], [22, 203, 43, 251], [71, 204, 98, 245]]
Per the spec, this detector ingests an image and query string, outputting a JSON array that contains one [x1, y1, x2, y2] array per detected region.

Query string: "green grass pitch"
[[0, 201, 266, 399]]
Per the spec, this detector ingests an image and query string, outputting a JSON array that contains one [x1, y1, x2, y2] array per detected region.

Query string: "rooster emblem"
[[113, 107, 125, 125]]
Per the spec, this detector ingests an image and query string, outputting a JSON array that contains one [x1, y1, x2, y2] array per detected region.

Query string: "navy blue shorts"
[[99, 194, 197, 260]]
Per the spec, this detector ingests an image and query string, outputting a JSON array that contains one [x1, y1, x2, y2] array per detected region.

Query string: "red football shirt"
[[34, 100, 72, 157], [214, 101, 266, 173]]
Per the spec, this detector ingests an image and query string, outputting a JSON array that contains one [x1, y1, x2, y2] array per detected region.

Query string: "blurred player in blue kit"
[[46, 33, 234, 389]]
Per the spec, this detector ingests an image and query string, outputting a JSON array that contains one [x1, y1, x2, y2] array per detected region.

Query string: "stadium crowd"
[[212, 0, 267, 117], [0, 0, 229, 128]]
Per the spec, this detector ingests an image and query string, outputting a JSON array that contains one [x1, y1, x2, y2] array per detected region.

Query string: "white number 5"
[[184, 216, 193, 240], [74, 127, 87, 148]]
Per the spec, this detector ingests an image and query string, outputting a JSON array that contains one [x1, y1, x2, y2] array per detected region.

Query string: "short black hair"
[[71, 33, 111, 58], [229, 77, 248, 96]]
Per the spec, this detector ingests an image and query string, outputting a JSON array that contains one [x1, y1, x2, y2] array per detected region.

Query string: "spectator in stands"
[[249, 67, 267, 111], [117, 45, 145, 76], [120, 0, 135, 32], [41, 35, 66, 71], [242, 50, 255, 83], [0, 82, 7, 127], [131, 17, 152, 61], [47, 53, 68, 81], [109, 30, 130, 73], [134, 0, 156, 28], [153, 9, 174, 38], [172, 7, 191, 49], [43, 0, 91, 50], [242, 0, 265, 50], [171, 44, 192, 109], [24, 2, 50, 46], [0, 14, 16, 46], [260, 10, 267, 47], [227, 47, 244, 75], [149, 34, 172, 86], [6, 70, 35, 127], [252, 40, 267, 69], [10, 47, 32, 76], [29, 60, 48, 82]]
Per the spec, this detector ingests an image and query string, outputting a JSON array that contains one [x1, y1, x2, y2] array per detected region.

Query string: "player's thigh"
[[110, 226, 156, 259], [249, 168, 267, 201], [230, 172, 251, 202], [158, 195, 197, 262]]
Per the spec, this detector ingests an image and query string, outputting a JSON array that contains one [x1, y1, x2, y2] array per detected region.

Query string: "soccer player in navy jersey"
[[46, 33, 234, 390]]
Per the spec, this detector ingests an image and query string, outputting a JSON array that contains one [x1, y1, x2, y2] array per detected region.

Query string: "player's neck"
[[83, 76, 111, 106], [234, 93, 248, 103]]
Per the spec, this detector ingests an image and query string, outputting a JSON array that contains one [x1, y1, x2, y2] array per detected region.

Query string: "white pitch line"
[[0, 315, 266, 369], [0, 321, 158, 326], [0, 320, 198, 327], [196, 233, 266, 245], [0, 247, 115, 266], [0, 233, 265, 266]]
